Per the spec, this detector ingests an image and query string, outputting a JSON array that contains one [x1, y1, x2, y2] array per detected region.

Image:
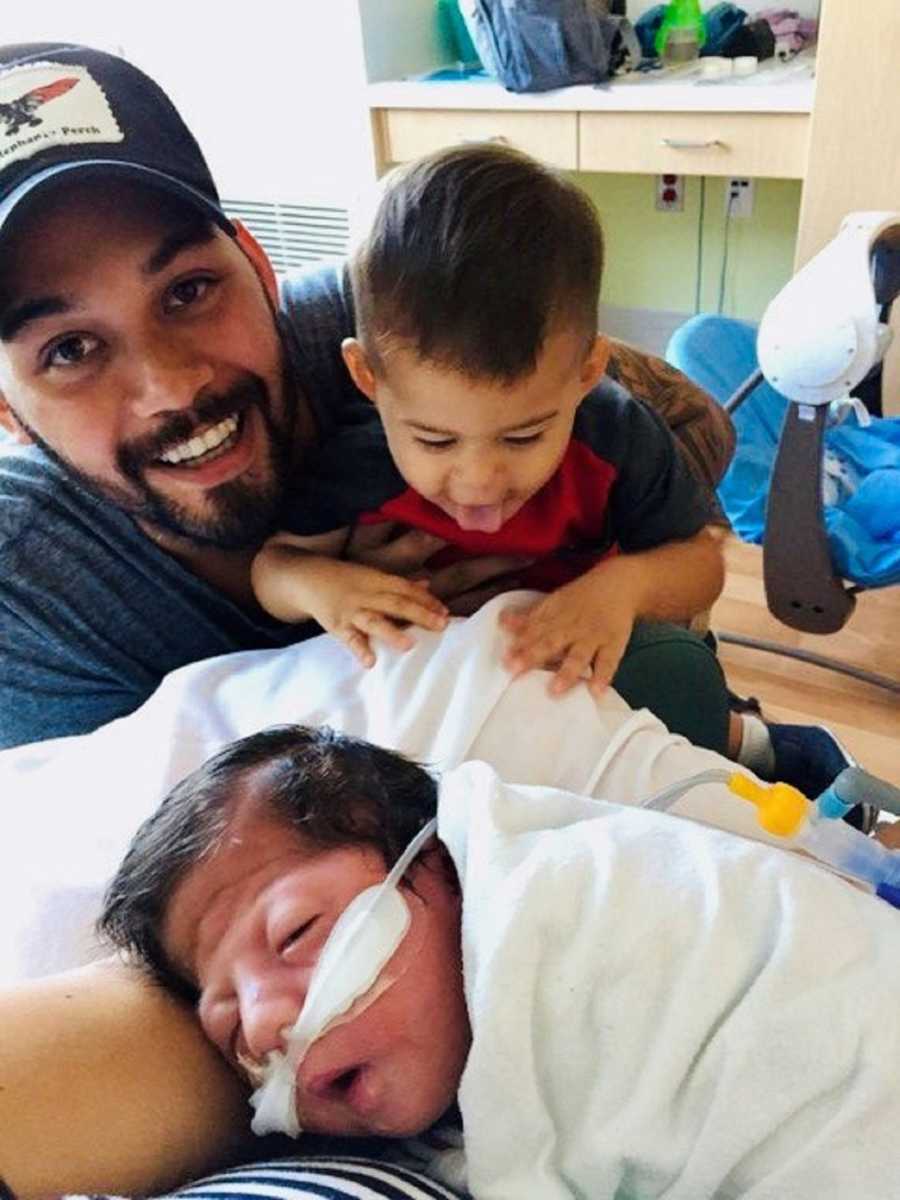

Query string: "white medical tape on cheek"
[[248, 818, 438, 1138], [295, 889, 429, 1044], [249, 888, 411, 1138]]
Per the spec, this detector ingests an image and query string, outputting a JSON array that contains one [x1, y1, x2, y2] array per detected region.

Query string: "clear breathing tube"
[[640, 769, 734, 813], [640, 768, 900, 907]]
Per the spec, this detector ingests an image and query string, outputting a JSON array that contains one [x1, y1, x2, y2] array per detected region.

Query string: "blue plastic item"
[[635, 5, 667, 58], [702, 3, 748, 55], [437, 0, 483, 66], [666, 314, 900, 589]]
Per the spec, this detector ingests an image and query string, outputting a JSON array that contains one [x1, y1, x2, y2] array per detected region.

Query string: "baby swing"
[[668, 212, 900, 695]]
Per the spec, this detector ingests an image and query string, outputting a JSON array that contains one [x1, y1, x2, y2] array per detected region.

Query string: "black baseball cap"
[[0, 42, 234, 248]]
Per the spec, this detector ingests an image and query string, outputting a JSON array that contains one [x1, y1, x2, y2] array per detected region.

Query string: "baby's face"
[[162, 777, 469, 1138]]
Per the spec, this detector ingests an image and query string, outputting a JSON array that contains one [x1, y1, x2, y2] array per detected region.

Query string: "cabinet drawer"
[[579, 111, 809, 178], [377, 108, 578, 170]]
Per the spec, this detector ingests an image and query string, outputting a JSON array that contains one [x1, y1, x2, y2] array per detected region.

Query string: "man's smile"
[[143, 406, 260, 490], [156, 413, 241, 466]]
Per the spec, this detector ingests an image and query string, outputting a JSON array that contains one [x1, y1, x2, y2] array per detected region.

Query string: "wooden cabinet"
[[376, 107, 577, 169], [579, 111, 808, 178], [368, 73, 815, 181], [796, 0, 900, 260], [795, 0, 900, 408]]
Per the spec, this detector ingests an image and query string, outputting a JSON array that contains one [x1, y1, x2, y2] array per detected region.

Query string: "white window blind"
[[222, 199, 351, 274]]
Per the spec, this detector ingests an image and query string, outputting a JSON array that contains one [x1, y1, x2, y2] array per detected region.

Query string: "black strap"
[[764, 403, 856, 633]]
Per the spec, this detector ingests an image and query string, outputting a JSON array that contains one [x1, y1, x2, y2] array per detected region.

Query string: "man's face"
[[163, 775, 470, 1138], [0, 179, 294, 549], [344, 328, 608, 534]]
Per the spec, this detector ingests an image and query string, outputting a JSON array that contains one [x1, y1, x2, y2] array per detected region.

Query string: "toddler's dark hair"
[[350, 142, 604, 382]]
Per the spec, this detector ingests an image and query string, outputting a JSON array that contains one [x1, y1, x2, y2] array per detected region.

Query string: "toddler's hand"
[[499, 572, 636, 698], [308, 559, 449, 668]]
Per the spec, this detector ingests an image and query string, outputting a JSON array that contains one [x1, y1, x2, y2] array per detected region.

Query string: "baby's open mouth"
[[306, 1062, 364, 1102]]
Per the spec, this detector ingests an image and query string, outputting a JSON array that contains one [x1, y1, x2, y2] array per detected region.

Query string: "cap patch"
[[0, 62, 123, 168]]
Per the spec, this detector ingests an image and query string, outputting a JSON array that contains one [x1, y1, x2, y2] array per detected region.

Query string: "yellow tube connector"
[[727, 773, 810, 838]]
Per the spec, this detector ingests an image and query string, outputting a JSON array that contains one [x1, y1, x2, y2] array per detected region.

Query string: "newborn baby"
[[102, 725, 900, 1198]]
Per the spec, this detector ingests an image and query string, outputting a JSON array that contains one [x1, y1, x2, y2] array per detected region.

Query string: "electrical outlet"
[[725, 177, 754, 218], [655, 173, 684, 212]]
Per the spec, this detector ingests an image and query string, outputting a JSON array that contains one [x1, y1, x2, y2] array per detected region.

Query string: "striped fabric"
[[143, 1156, 466, 1200]]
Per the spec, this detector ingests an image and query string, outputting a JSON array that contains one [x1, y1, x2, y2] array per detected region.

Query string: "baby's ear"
[[580, 334, 611, 391], [420, 842, 462, 896], [341, 338, 377, 403]]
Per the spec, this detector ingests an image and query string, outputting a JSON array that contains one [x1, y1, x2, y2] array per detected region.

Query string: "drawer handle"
[[460, 134, 510, 146], [662, 137, 725, 150]]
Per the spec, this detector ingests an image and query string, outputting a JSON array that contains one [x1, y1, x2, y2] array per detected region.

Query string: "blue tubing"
[[816, 786, 853, 822]]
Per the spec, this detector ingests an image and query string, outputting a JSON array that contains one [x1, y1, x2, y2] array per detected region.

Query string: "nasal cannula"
[[249, 816, 438, 1137]]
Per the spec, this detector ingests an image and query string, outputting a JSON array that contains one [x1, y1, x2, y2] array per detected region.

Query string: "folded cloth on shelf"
[[437, 761, 900, 1198]]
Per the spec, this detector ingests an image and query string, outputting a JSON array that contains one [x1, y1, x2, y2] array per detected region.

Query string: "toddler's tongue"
[[452, 504, 505, 533]]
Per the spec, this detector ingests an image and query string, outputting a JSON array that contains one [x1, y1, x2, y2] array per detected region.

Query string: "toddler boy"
[[251, 144, 724, 696]]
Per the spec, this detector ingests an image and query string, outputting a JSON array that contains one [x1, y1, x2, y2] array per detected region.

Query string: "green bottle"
[[655, 0, 707, 64]]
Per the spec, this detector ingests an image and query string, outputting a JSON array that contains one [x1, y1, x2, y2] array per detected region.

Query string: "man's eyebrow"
[[0, 296, 71, 343], [405, 409, 559, 436], [144, 225, 218, 275], [0, 226, 218, 341]]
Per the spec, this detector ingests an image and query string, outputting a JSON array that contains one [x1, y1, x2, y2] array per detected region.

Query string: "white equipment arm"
[[751, 212, 900, 634]]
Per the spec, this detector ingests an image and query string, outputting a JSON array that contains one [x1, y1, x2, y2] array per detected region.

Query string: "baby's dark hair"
[[350, 142, 604, 382], [99, 725, 438, 1000]]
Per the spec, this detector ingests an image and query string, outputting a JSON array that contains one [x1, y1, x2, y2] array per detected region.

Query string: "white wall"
[[358, 0, 446, 81], [0, 0, 378, 208]]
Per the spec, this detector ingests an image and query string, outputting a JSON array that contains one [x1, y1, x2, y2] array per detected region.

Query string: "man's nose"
[[237, 974, 304, 1064], [127, 342, 216, 420]]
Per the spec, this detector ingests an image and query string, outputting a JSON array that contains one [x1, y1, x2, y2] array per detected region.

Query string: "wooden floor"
[[711, 539, 899, 786]]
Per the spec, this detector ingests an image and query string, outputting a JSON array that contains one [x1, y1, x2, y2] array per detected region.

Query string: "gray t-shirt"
[[0, 264, 358, 749]]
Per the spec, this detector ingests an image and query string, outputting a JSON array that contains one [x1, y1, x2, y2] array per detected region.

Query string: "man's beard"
[[19, 370, 296, 550]]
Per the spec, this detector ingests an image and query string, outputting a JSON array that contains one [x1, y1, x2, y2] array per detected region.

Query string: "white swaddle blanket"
[[2, 593, 764, 983], [437, 761, 900, 1199]]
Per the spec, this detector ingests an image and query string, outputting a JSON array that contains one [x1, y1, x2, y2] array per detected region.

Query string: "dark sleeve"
[[611, 398, 718, 551], [280, 419, 407, 536], [0, 559, 149, 749], [577, 386, 719, 554], [278, 262, 369, 441], [0, 454, 302, 749]]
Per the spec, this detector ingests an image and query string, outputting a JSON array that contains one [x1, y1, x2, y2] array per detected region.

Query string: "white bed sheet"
[[1, 593, 765, 983]]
